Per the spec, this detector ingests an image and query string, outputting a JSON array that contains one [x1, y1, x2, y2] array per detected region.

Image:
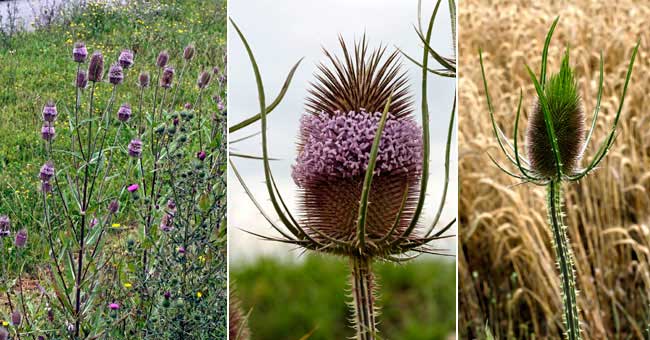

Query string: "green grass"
[[232, 255, 456, 340], [0, 0, 226, 274]]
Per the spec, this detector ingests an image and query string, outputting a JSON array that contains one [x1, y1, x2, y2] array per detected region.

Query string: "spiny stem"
[[547, 180, 581, 340], [350, 256, 377, 340]]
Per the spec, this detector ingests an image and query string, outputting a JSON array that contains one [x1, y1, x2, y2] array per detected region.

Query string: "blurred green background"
[[232, 256, 456, 340]]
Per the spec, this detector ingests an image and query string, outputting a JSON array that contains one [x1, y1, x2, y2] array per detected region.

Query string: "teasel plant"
[[479, 17, 639, 340], [228, 0, 456, 337]]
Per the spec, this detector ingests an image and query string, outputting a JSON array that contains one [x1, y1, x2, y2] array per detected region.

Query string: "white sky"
[[228, 0, 457, 263]]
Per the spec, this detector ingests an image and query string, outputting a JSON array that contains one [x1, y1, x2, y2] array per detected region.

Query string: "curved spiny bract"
[[527, 50, 585, 179]]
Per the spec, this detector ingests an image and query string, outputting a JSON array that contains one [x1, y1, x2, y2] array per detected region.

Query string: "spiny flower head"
[[76, 70, 88, 89], [73, 42, 87, 63], [160, 66, 175, 88], [118, 49, 134, 69], [108, 200, 119, 214], [183, 43, 195, 60], [527, 49, 584, 178], [42, 101, 58, 122], [128, 139, 143, 158], [108, 63, 124, 85], [117, 103, 132, 122], [39, 161, 55, 182], [0, 215, 10, 237], [15, 229, 27, 248], [197, 70, 211, 89], [41, 123, 55, 141], [88, 51, 104, 82], [11, 310, 21, 326], [139, 72, 150, 88], [156, 51, 169, 68]]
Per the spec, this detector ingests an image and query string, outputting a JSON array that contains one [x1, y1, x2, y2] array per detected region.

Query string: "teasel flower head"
[[73, 41, 88, 63], [42, 181, 52, 193], [76, 70, 88, 89], [118, 49, 134, 69], [156, 51, 169, 68], [197, 70, 211, 89], [42, 101, 58, 122], [138, 71, 150, 88], [0, 215, 10, 237], [39, 161, 55, 182], [109, 303, 120, 311], [128, 138, 143, 158], [108, 63, 124, 85], [15, 229, 27, 248], [183, 43, 195, 60], [11, 310, 21, 326], [0, 327, 7, 340], [117, 103, 132, 122], [480, 17, 639, 184], [160, 213, 174, 232], [108, 200, 119, 214], [88, 51, 104, 82], [41, 123, 55, 141], [160, 66, 175, 88]]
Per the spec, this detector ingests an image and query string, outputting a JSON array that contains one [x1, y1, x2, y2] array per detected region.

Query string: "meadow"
[[459, 0, 650, 338]]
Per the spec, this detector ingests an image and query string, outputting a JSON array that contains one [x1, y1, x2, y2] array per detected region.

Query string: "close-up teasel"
[[479, 17, 638, 340], [229, 0, 456, 337]]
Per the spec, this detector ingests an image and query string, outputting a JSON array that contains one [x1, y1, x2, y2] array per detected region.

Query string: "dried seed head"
[[526, 50, 584, 178], [197, 70, 211, 89], [88, 51, 104, 82], [118, 49, 134, 69], [128, 138, 143, 158], [39, 161, 55, 182], [156, 51, 169, 68], [139, 71, 150, 88], [183, 43, 195, 60], [73, 42, 88, 63], [108, 63, 124, 85], [117, 103, 132, 122], [306, 36, 412, 118], [76, 70, 88, 89], [15, 229, 27, 248], [41, 123, 56, 141], [160, 66, 175, 88], [42, 101, 58, 122]]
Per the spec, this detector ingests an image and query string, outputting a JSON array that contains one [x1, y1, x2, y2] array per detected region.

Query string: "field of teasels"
[[0, 1, 227, 339], [459, 0, 650, 339]]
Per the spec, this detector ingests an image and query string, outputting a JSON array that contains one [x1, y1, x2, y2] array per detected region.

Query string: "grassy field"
[[0, 0, 226, 274], [232, 256, 456, 340], [459, 0, 650, 338]]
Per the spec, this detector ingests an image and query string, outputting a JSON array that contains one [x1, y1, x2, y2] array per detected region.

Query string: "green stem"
[[547, 180, 581, 340], [350, 257, 377, 340]]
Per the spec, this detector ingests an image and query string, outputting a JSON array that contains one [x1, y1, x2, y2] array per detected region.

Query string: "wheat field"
[[459, 0, 650, 338]]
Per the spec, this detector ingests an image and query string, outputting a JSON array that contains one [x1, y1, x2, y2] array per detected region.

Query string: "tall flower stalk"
[[229, 0, 456, 337], [479, 17, 638, 340]]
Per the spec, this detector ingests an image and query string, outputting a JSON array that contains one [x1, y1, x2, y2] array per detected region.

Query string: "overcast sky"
[[228, 0, 457, 263]]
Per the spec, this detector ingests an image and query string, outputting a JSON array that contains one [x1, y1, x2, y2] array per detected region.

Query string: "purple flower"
[[118, 49, 134, 69], [76, 70, 88, 89], [196, 150, 206, 161], [109, 303, 120, 311], [108, 63, 124, 85], [139, 72, 150, 88], [197, 70, 211, 89], [41, 181, 52, 193], [0, 327, 8, 340], [73, 42, 88, 63], [183, 44, 195, 60], [128, 139, 143, 158], [156, 51, 169, 68], [117, 103, 131, 122], [178, 246, 185, 254], [160, 66, 175, 89], [160, 213, 174, 232], [127, 184, 139, 193], [212, 66, 220, 75], [108, 200, 119, 214], [184, 102, 192, 110], [167, 199, 176, 211], [42, 101, 58, 122], [15, 229, 27, 248], [173, 118, 179, 126], [39, 161, 55, 182], [0, 215, 10, 237], [163, 291, 171, 299], [89, 218, 98, 228], [88, 51, 104, 82], [11, 310, 21, 326], [41, 123, 56, 141], [217, 100, 225, 112]]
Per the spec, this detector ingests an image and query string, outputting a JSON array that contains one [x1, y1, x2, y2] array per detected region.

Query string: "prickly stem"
[[350, 256, 377, 340], [547, 180, 581, 339]]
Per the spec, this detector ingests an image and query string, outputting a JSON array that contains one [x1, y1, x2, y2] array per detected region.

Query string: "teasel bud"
[[72, 41, 88, 63], [183, 43, 195, 60], [139, 71, 150, 88], [156, 51, 169, 68], [0, 215, 10, 237], [526, 50, 584, 178], [15, 229, 28, 248], [88, 51, 104, 82], [160, 66, 175, 89], [108, 200, 119, 214], [42, 101, 58, 122], [76, 70, 88, 89], [39, 161, 55, 182], [197, 70, 211, 89], [11, 310, 21, 326], [41, 123, 55, 141], [108, 63, 124, 85], [229, 289, 251, 340], [117, 103, 132, 122], [128, 139, 143, 158], [118, 49, 134, 69]]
